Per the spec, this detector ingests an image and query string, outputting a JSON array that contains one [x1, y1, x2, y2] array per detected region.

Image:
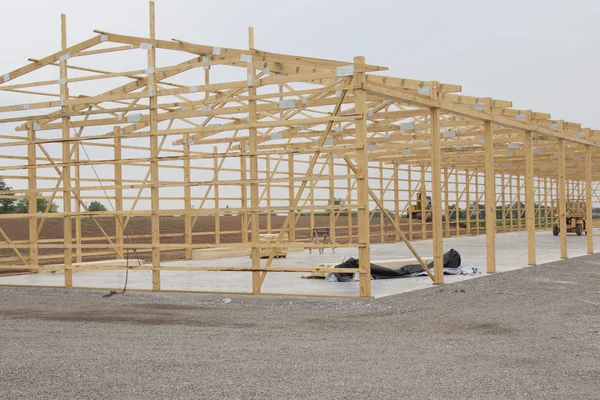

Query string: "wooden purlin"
[[95, 31, 387, 73], [0, 36, 103, 86]]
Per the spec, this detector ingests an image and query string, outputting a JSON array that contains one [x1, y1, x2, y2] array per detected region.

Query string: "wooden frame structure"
[[0, 2, 598, 297]]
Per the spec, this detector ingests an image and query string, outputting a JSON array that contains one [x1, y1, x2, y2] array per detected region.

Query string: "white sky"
[[0, 0, 596, 211], [1, 0, 597, 127]]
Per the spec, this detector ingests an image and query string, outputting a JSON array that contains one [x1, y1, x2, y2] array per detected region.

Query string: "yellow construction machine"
[[553, 201, 586, 236], [407, 192, 432, 221]]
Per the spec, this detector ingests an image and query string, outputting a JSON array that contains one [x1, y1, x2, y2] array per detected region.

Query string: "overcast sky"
[[0, 0, 597, 211], [1, 0, 597, 127]]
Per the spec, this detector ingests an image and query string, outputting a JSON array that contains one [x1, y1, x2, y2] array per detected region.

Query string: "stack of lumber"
[[258, 233, 289, 258]]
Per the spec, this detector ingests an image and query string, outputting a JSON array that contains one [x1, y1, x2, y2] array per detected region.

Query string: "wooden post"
[[347, 164, 353, 243], [27, 124, 38, 271], [431, 107, 443, 284], [553, 178, 557, 230], [240, 155, 248, 242], [393, 161, 400, 242], [114, 126, 124, 259], [475, 171, 480, 235], [329, 156, 336, 243], [406, 165, 412, 240], [444, 167, 450, 237], [577, 180, 582, 213], [213, 147, 220, 245], [466, 170, 471, 234], [558, 138, 567, 259], [484, 120, 496, 274], [517, 174, 522, 229], [509, 174, 513, 231], [585, 133, 593, 254], [455, 168, 459, 236], [420, 164, 426, 239], [148, 1, 160, 290], [567, 179, 572, 209], [60, 14, 73, 287], [354, 56, 371, 297], [266, 154, 272, 234], [533, 176, 542, 229], [310, 164, 315, 241], [379, 162, 384, 242], [525, 130, 536, 265], [544, 177, 549, 229], [74, 139, 81, 264], [288, 153, 296, 242], [248, 27, 262, 294], [183, 133, 192, 258], [501, 173, 506, 232]]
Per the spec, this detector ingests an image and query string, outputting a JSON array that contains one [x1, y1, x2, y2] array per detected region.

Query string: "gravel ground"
[[0, 254, 599, 399]]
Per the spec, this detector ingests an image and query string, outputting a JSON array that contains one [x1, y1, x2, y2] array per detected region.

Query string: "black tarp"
[[329, 249, 461, 282]]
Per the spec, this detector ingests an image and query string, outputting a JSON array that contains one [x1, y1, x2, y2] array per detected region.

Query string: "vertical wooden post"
[[196, 41, 209, 254], [74, 140, 81, 264], [393, 161, 400, 242], [536, 175, 541, 229], [266, 154, 272, 234], [60, 14, 73, 287], [558, 138, 567, 259], [430, 106, 444, 284], [114, 126, 124, 259], [525, 130, 536, 265], [148, 1, 160, 290], [585, 131, 593, 254], [183, 133, 192, 258], [444, 167, 450, 237], [544, 177, 549, 229], [484, 120, 496, 274], [509, 174, 513, 231], [379, 162, 384, 242], [213, 147, 220, 245], [420, 164, 426, 239], [310, 165, 315, 240], [248, 27, 261, 294], [517, 174, 522, 229], [240, 154, 248, 242], [408, 164, 413, 240], [475, 171, 480, 235], [552, 177, 556, 229], [465, 170, 471, 234], [500, 173, 505, 232], [329, 156, 336, 243], [455, 168, 459, 236], [27, 124, 38, 271], [288, 153, 295, 242], [354, 56, 371, 297], [347, 164, 353, 243], [576, 180, 581, 213]]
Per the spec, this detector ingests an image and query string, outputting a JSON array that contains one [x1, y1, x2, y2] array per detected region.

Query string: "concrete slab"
[[1, 230, 598, 298]]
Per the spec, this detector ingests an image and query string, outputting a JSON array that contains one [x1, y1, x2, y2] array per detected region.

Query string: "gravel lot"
[[0, 254, 599, 399]]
